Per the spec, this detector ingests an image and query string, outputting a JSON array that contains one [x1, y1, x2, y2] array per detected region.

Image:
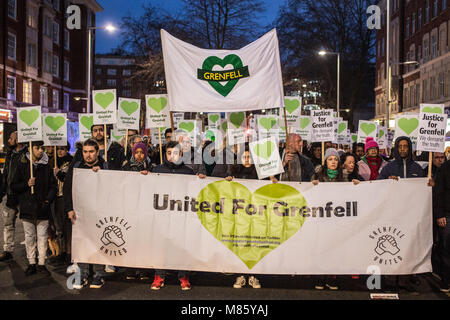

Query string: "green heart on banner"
[[94, 92, 115, 109], [338, 123, 347, 134], [351, 135, 358, 143], [300, 118, 310, 129], [253, 140, 276, 160], [379, 129, 385, 139], [360, 123, 376, 136], [45, 116, 65, 132], [19, 109, 39, 127], [179, 122, 195, 133], [230, 112, 245, 128], [80, 116, 93, 131], [209, 114, 220, 123], [422, 107, 442, 114], [259, 118, 277, 131], [120, 101, 139, 116], [284, 99, 300, 114], [398, 118, 419, 135], [197, 181, 307, 269], [148, 97, 167, 114], [222, 122, 228, 131]]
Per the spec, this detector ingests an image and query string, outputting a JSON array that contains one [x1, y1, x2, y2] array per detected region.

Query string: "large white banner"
[[161, 29, 284, 112], [72, 171, 432, 275]]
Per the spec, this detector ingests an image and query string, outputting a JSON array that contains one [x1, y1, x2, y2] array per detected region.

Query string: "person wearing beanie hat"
[[357, 137, 388, 181]]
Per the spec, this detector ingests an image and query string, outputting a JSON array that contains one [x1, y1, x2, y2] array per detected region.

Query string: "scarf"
[[327, 169, 338, 180], [366, 156, 382, 180]]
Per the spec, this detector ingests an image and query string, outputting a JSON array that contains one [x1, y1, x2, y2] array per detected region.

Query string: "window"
[[53, 0, 60, 11], [426, 0, 430, 22], [406, 17, 410, 39], [27, 43, 37, 67], [27, 4, 38, 28], [404, 87, 408, 108], [7, 33, 16, 60], [96, 68, 102, 75], [64, 61, 69, 82], [424, 38, 429, 62], [123, 69, 131, 76], [43, 51, 51, 73], [40, 86, 48, 107], [433, 0, 439, 17], [418, 9, 422, 30], [439, 73, 445, 98], [106, 79, 116, 87], [431, 35, 437, 58], [412, 14, 416, 35], [64, 29, 70, 50], [53, 22, 59, 44], [440, 29, 446, 55], [8, 0, 16, 19], [7, 77, 16, 100], [417, 45, 422, 63], [107, 69, 117, 76], [416, 83, 421, 105], [123, 79, 131, 87], [410, 86, 415, 107], [23, 80, 32, 104], [53, 89, 59, 109], [123, 89, 132, 97], [44, 16, 52, 37], [423, 79, 428, 102], [64, 93, 70, 111], [430, 77, 435, 100], [96, 79, 102, 86], [444, 0, 448, 10]]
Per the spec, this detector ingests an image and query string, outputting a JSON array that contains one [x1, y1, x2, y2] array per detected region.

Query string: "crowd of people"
[[0, 124, 449, 294]]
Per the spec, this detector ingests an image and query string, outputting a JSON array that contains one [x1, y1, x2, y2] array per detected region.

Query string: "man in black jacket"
[[11, 141, 57, 276], [0, 131, 26, 261], [279, 133, 314, 182]]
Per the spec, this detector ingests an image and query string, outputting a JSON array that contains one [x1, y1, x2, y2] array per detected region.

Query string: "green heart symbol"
[[398, 118, 419, 135], [360, 123, 376, 136], [300, 118, 310, 129], [80, 115, 93, 131], [197, 181, 307, 269], [179, 122, 195, 133], [253, 140, 276, 160], [284, 99, 300, 114], [222, 122, 228, 131], [120, 101, 139, 116], [422, 106, 442, 114], [19, 109, 39, 127], [379, 129, 385, 139], [229, 112, 245, 128], [45, 116, 65, 132], [259, 118, 277, 131], [94, 92, 115, 109], [351, 135, 357, 143], [209, 114, 220, 123], [148, 97, 167, 113], [206, 130, 216, 141], [112, 134, 123, 141], [338, 123, 347, 134]]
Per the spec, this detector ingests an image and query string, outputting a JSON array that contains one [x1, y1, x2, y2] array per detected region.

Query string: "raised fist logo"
[[374, 235, 400, 256], [101, 226, 125, 247]]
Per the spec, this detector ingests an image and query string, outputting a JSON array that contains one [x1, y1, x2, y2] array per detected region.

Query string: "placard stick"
[[124, 130, 128, 156], [29, 142, 34, 195], [54, 146, 57, 168], [428, 152, 433, 178], [170, 112, 175, 132], [322, 141, 325, 166], [283, 108, 292, 181], [158, 127, 163, 164], [104, 124, 108, 162]]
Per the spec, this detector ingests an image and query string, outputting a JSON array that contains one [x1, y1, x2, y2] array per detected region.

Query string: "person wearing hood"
[[309, 142, 323, 173], [0, 131, 26, 262], [11, 141, 57, 276], [378, 136, 425, 180], [357, 137, 388, 181]]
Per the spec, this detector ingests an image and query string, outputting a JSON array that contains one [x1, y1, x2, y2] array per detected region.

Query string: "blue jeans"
[[78, 263, 106, 280], [155, 269, 187, 280]]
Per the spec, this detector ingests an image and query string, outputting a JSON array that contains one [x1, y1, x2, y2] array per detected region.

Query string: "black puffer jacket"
[[153, 157, 194, 175], [2, 146, 27, 207], [122, 157, 151, 172], [11, 153, 57, 221]]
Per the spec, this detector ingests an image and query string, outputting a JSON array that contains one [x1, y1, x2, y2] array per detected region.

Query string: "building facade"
[[375, 0, 450, 126]]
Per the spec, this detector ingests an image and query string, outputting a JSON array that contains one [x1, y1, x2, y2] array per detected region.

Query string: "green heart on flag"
[[422, 107, 442, 114], [80, 116, 93, 131], [338, 123, 347, 134], [379, 129, 385, 139], [351, 135, 357, 143], [148, 97, 168, 114], [300, 118, 310, 129], [360, 123, 376, 136], [19, 109, 39, 127], [253, 140, 276, 160], [398, 118, 419, 135], [230, 112, 245, 128], [120, 101, 139, 116], [45, 116, 65, 132], [197, 181, 307, 269], [209, 114, 220, 123], [179, 122, 195, 133], [284, 99, 300, 114], [94, 92, 115, 109], [259, 118, 277, 131], [222, 122, 228, 131]]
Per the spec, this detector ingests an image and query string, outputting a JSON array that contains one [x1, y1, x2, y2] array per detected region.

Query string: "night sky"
[[95, 0, 284, 53]]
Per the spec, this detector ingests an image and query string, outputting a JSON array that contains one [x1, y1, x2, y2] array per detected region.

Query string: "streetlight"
[[318, 50, 340, 117], [87, 24, 117, 113]]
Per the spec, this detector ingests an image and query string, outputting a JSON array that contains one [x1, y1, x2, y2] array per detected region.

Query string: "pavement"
[[1, 215, 449, 300]]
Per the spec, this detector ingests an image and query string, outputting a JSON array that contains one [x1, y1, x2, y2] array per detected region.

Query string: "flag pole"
[[158, 127, 163, 164], [283, 108, 292, 181], [104, 124, 107, 163]]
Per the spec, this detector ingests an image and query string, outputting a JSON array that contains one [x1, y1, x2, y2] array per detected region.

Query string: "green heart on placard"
[[112, 134, 123, 141], [300, 118, 310, 129], [148, 97, 167, 114], [120, 101, 139, 116], [398, 118, 419, 135], [179, 122, 195, 133], [229, 112, 245, 128], [19, 109, 39, 127], [222, 122, 228, 131], [259, 118, 277, 131], [253, 140, 276, 160], [379, 129, 385, 139], [94, 92, 114, 109], [45, 116, 65, 132], [351, 135, 358, 143], [360, 123, 376, 136], [284, 99, 300, 114], [209, 114, 220, 123], [422, 106, 442, 114], [80, 115, 93, 131], [197, 181, 307, 269], [338, 123, 347, 134]]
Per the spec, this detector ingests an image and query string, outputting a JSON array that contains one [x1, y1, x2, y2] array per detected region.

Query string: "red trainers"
[[151, 275, 164, 290], [180, 276, 191, 291]]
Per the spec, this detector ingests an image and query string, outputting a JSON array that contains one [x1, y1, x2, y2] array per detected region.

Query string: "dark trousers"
[[52, 197, 72, 254]]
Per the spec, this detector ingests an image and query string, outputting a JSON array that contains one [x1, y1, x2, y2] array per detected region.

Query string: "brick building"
[[374, 0, 450, 127]]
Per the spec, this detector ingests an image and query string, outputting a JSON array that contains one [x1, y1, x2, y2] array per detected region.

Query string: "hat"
[[364, 137, 379, 153], [324, 148, 340, 162], [132, 142, 148, 159]]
